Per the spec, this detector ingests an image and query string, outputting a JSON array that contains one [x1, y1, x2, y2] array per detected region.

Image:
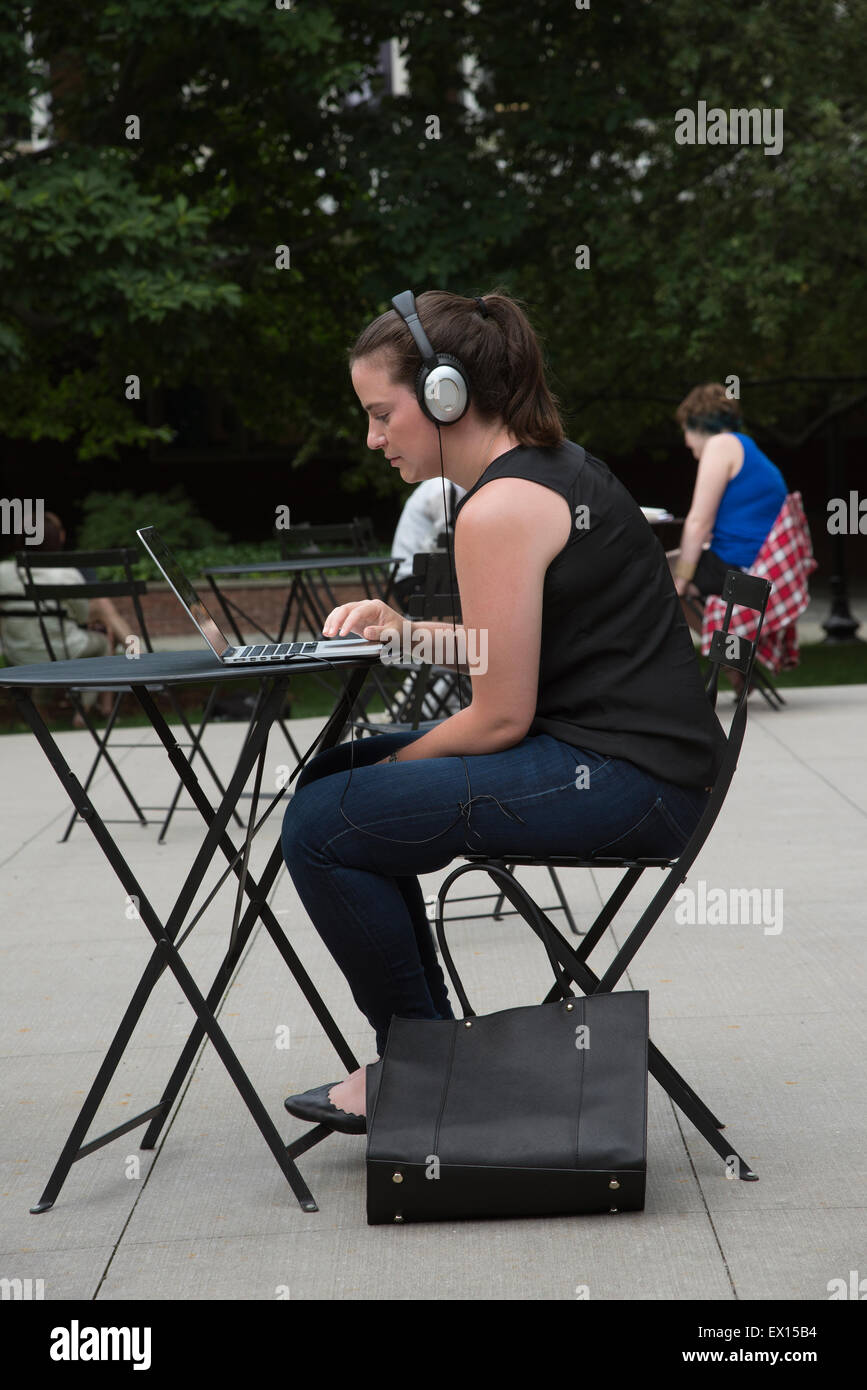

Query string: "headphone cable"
[[336, 421, 471, 843]]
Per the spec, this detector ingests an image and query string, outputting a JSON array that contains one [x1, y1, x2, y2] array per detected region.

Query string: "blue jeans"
[[280, 731, 710, 1058]]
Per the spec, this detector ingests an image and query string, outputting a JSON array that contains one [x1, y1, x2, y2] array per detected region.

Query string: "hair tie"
[[473, 295, 489, 318]]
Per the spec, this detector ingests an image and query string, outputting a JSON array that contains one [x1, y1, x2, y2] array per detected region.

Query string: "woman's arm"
[[383, 478, 571, 763], [675, 435, 739, 592], [400, 619, 468, 671]]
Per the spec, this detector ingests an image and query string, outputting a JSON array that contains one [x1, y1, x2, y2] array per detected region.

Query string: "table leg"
[[16, 666, 369, 1213], [60, 689, 148, 839], [18, 680, 321, 1210], [136, 666, 369, 1147], [296, 572, 329, 637], [157, 683, 243, 842], [277, 575, 300, 643], [207, 574, 245, 647]]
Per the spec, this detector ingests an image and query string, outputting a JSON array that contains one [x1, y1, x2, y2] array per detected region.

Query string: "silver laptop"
[[136, 525, 384, 665]]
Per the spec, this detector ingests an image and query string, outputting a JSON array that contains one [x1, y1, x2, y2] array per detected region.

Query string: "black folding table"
[[1, 648, 379, 1214], [203, 554, 400, 648], [204, 554, 405, 725]]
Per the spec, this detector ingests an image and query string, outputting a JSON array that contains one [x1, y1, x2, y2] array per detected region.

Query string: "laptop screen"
[[136, 525, 230, 656]]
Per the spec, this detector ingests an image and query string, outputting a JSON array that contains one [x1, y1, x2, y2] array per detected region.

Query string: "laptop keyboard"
[[224, 641, 319, 662]]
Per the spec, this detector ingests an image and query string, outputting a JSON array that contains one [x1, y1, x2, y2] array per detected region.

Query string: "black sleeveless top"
[[453, 438, 728, 789]]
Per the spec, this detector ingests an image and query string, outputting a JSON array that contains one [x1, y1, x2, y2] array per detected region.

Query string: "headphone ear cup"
[[416, 354, 470, 424]]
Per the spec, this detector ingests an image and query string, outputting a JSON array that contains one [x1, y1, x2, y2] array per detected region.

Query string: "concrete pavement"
[[0, 681, 865, 1300]]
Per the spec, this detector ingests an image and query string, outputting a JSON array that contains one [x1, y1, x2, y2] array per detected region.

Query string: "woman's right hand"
[[322, 599, 406, 642]]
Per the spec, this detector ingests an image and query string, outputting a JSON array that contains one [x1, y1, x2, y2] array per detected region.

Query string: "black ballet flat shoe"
[[284, 1081, 367, 1135]]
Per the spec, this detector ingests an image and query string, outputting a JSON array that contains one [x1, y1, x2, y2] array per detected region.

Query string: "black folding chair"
[[686, 592, 785, 710], [352, 551, 581, 937], [433, 569, 773, 1181], [208, 521, 378, 648], [275, 516, 376, 560], [14, 548, 238, 843]]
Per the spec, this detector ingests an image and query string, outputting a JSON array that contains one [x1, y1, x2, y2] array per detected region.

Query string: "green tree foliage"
[[77, 485, 228, 551], [1, 0, 864, 474]]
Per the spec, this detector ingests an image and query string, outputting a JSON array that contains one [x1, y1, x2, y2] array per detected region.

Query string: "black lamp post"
[[821, 413, 863, 643]]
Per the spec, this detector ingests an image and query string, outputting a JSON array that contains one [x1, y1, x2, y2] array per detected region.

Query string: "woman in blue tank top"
[[668, 383, 788, 622], [279, 290, 728, 1133]]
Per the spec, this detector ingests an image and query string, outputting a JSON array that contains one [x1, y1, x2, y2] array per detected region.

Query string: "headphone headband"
[[390, 290, 439, 373], [390, 289, 471, 425]]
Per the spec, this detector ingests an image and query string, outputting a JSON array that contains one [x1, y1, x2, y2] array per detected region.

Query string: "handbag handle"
[[433, 867, 576, 1017]]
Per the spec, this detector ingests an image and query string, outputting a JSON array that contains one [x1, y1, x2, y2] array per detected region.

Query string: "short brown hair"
[[31, 512, 66, 551], [348, 288, 565, 448], [675, 383, 743, 435]]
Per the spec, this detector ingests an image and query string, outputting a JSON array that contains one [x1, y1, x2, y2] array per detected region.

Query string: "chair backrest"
[[591, 567, 773, 990], [275, 516, 375, 559], [701, 568, 771, 709], [406, 550, 462, 621], [14, 547, 153, 661], [388, 551, 468, 727]]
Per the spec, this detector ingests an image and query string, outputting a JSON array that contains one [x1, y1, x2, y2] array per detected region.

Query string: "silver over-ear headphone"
[[390, 289, 470, 425]]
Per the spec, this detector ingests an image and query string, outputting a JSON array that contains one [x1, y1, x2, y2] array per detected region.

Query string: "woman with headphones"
[[281, 288, 727, 1133]]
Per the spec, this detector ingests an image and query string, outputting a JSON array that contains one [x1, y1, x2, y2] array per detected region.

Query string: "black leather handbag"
[[365, 924, 649, 1225]]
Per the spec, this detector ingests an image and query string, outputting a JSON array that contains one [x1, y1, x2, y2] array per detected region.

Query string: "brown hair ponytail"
[[348, 287, 565, 448]]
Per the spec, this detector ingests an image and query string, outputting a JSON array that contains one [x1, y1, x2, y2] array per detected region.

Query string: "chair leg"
[[753, 664, 786, 709], [61, 691, 147, 841], [435, 860, 758, 1179], [489, 864, 580, 934], [491, 867, 510, 920], [545, 866, 581, 936], [647, 1042, 757, 1179], [438, 860, 582, 934], [157, 685, 244, 843], [277, 715, 303, 764]]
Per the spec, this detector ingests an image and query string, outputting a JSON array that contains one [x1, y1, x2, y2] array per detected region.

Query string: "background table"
[[203, 554, 400, 647], [204, 555, 404, 722]]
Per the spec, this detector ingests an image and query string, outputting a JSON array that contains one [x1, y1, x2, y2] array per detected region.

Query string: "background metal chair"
[[14, 547, 238, 842], [274, 516, 376, 560], [686, 591, 785, 709]]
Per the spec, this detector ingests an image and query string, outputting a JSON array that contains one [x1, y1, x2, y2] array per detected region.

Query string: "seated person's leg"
[[87, 598, 139, 716], [89, 597, 135, 650], [70, 630, 113, 725]]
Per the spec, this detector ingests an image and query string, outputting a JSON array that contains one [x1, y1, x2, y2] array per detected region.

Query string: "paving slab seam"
[[91, 879, 270, 1298], [669, 1105, 740, 1298], [643, 1008, 864, 1023], [0, 1241, 130, 1261], [600, 942, 737, 1295]]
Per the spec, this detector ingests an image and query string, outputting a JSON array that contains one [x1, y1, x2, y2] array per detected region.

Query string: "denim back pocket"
[[592, 796, 686, 859], [656, 787, 710, 848]]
